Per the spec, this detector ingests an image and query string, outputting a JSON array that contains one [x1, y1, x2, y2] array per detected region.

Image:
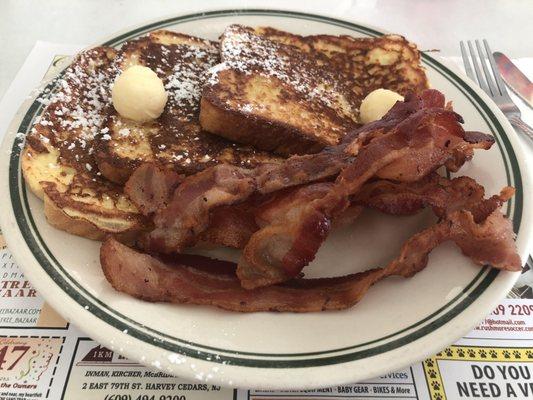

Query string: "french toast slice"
[[95, 30, 281, 184], [22, 47, 145, 241], [200, 25, 429, 155]]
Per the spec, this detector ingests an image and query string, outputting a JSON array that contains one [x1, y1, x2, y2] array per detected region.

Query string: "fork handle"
[[508, 115, 533, 142]]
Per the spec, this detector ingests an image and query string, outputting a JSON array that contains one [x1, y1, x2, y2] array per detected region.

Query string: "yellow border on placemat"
[[423, 345, 533, 400]]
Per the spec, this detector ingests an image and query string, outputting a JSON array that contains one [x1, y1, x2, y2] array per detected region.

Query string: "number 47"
[[0, 346, 31, 370]]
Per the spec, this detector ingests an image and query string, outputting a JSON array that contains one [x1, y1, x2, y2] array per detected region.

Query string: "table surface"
[[1, 0, 533, 100]]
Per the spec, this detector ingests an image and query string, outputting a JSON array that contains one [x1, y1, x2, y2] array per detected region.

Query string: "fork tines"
[[460, 39, 509, 99]]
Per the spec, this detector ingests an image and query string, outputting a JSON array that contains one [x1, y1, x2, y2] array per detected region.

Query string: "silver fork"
[[460, 39, 533, 141], [463, 40, 532, 296]]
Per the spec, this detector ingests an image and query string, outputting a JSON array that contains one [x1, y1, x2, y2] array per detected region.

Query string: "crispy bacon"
[[125, 165, 510, 258], [102, 87, 516, 313], [355, 174, 514, 222], [101, 237, 388, 312], [101, 206, 520, 313], [382, 208, 520, 275], [125, 164, 358, 250], [237, 108, 501, 289], [445, 210, 521, 269], [341, 88, 446, 154], [125, 164, 256, 249], [139, 165, 256, 251], [138, 90, 493, 254], [140, 154, 351, 253], [255, 146, 353, 194], [124, 163, 183, 215], [445, 130, 494, 172], [198, 203, 259, 249], [198, 175, 512, 253], [239, 183, 349, 287]]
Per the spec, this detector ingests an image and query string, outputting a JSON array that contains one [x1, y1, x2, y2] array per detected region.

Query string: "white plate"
[[1, 9, 531, 390]]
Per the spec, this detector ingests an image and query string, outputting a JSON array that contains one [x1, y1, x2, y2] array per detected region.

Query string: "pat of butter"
[[359, 88, 404, 124], [112, 66, 168, 122]]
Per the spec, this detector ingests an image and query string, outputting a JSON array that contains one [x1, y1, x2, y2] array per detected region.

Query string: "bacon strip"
[[126, 163, 362, 249], [355, 174, 514, 222], [239, 183, 348, 287], [139, 165, 256, 251], [101, 236, 388, 312], [125, 163, 511, 257], [124, 164, 257, 249], [240, 175, 514, 287], [446, 210, 521, 269], [198, 203, 259, 249], [101, 206, 520, 313], [238, 107, 488, 288], [138, 89, 495, 254], [124, 163, 183, 215], [140, 154, 352, 253]]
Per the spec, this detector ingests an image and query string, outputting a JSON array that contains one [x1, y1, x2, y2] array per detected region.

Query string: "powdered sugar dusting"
[[41, 50, 116, 139], [29, 47, 120, 173], [163, 47, 217, 118], [208, 25, 342, 111], [27, 31, 279, 183]]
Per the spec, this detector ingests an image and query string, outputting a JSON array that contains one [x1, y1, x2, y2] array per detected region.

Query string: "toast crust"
[[200, 95, 326, 155], [43, 194, 141, 244]]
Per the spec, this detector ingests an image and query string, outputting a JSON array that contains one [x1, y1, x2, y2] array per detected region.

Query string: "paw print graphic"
[[428, 369, 437, 379], [433, 394, 443, 400], [457, 348, 466, 358], [432, 381, 441, 391], [513, 350, 521, 359], [502, 350, 511, 359], [444, 348, 454, 357], [489, 349, 498, 358], [425, 359, 434, 368], [467, 349, 476, 358], [526, 350, 533, 359], [479, 349, 487, 358]]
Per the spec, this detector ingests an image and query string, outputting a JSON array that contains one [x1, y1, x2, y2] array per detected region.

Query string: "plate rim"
[[0, 8, 531, 388]]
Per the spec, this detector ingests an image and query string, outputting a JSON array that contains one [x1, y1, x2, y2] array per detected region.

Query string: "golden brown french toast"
[[22, 47, 145, 241], [200, 25, 429, 155], [95, 30, 280, 184]]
